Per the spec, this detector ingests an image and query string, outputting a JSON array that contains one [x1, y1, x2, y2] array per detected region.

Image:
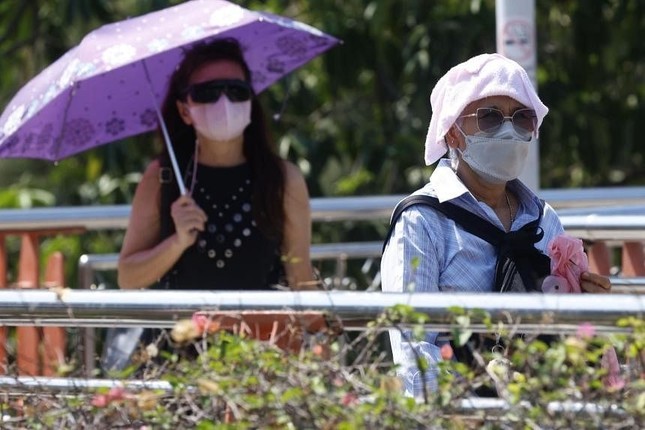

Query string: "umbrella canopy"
[[0, 0, 339, 161]]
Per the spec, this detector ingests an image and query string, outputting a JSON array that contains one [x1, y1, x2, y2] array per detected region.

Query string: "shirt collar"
[[428, 159, 471, 203], [426, 158, 543, 218]]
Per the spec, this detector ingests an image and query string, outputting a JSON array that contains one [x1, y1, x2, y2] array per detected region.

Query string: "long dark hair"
[[158, 38, 285, 243]]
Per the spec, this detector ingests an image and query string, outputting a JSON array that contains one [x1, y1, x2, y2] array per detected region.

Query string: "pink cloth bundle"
[[541, 234, 588, 294], [424, 53, 549, 165], [542, 234, 623, 390]]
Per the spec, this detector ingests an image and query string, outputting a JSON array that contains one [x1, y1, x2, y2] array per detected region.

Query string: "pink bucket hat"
[[424, 53, 548, 165]]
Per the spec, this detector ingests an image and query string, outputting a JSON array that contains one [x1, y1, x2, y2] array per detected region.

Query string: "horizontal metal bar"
[[0, 196, 408, 231], [539, 187, 645, 209], [557, 203, 645, 216], [0, 376, 172, 392], [1, 187, 645, 232], [0, 319, 631, 336], [308, 241, 384, 259], [559, 214, 645, 240], [77, 252, 645, 291], [0, 290, 642, 327], [78, 243, 385, 274]]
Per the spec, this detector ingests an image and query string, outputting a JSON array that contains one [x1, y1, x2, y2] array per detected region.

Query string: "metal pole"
[[496, 0, 539, 191], [0, 290, 642, 328]]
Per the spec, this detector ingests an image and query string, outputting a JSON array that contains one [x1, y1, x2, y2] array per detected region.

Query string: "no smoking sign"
[[501, 19, 534, 63]]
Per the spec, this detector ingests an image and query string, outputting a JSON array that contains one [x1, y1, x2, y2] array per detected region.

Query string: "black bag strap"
[[384, 195, 500, 253], [384, 194, 544, 251], [383, 194, 548, 291]]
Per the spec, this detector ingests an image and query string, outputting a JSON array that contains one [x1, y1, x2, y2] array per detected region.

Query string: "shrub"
[[1, 308, 643, 429]]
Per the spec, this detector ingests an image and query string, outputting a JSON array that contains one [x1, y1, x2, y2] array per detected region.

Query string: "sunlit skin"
[[118, 59, 315, 290], [444, 95, 611, 294]]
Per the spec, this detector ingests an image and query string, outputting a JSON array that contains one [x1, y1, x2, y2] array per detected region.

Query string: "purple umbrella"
[[0, 0, 339, 193]]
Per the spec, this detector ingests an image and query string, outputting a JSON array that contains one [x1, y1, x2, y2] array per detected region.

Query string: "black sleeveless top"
[[161, 162, 282, 290]]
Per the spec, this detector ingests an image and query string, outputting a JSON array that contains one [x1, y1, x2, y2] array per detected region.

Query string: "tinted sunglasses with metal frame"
[[460, 107, 537, 137], [182, 79, 253, 104]]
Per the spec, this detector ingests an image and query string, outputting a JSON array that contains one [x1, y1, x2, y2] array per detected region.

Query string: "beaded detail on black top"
[[163, 162, 282, 290]]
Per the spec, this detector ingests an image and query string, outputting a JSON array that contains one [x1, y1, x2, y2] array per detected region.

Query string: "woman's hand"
[[171, 194, 207, 250], [580, 271, 612, 294]]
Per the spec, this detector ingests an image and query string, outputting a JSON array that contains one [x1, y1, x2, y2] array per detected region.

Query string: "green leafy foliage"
[[0, 307, 642, 428], [0, 0, 643, 290], [2, 0, 643, 198]]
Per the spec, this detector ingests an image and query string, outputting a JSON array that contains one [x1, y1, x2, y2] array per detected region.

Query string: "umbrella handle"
[[141, 60, 187, 196]]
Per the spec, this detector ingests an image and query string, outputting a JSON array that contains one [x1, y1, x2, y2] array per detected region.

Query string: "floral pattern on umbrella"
[[0, 0, 340, 161]]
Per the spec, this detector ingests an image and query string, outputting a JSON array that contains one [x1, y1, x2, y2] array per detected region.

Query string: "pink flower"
[[602, 347, 626, 391], [440, 344, 454, 360], [576, 322, 596, 339], [90, 386, 130, 408], [341, 392, 358, 406], [91, 394, 109, 408], [108, 386, 127, 400], [311, 344, 324, 356], [192, 312, 221, 335]]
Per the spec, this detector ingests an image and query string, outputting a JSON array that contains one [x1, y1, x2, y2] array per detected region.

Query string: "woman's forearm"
[[117, 234, 186, 289]]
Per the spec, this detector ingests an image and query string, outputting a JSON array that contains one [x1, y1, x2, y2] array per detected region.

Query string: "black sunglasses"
[[460, 107, 537, 137], [181, 79, 253, 104]]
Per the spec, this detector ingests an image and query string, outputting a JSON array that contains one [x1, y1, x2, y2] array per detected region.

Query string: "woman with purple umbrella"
[[117, 39, 315, 292]]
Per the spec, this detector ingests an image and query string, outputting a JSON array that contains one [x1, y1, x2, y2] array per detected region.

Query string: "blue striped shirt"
[[381, 159, 564, 398]]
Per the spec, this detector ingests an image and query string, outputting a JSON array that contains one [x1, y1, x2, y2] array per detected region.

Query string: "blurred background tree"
[[0, 0, 643, 286]]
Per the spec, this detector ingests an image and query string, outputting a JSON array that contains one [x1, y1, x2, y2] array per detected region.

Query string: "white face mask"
[[189, 96, 251, 142], [456, 122, 533, 184]]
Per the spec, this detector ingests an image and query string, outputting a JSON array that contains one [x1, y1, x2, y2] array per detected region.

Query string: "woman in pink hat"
[[381, 53, 611, 398]]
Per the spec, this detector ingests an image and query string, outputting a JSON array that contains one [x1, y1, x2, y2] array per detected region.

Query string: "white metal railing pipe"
[[1, 187, 645, 232], [1, 205, 643, 241], [0, 290, 642, 331], [559, 214, 645, 241], [76, 252, 645, 291], [557, 203, 645, 216], [538, 186, 645, 209], [77, 242, 384, 290], [0, 195, 407, 231], [0, 376, 172, 392]]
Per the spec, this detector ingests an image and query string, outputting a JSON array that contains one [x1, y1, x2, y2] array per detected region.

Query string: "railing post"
[[587, 242, 611, 276], [78, 255, 97, 377], [621, 242, 645, 276], [17, 233, 41, 376], [42, 252, 67, 376], [0, 234, 7, 373]]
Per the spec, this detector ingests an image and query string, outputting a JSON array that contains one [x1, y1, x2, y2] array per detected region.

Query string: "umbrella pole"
[[141, 60, 187, 196]]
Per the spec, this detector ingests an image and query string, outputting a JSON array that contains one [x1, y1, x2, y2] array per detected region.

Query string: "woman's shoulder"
[[143, 158, 162, 176], [140, 158, 171, 185], [280, 159, 307, 188], [279, 159, 309, 206], [133, 159, 163, 199], [280, 159, 304, 180]]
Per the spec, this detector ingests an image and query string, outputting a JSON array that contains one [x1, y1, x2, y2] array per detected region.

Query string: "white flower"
[[257, 12, 325, 37], [59, 59, 96, 88], [59, 59, 81, 88], [42, 84, 59, 104], [102, 44, 137, 67], [2, 105, 25, 136], [148, 38, 169, 53], [181, 26, 205, 40], [209, 5, 245, 28]]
